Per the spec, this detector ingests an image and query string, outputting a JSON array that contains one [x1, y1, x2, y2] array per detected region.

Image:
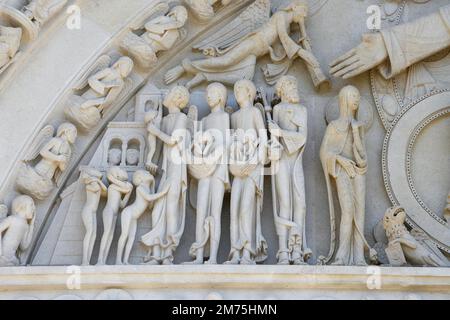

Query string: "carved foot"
[[277, 259, 290, 265], [223, 258, 239, 265], [331, 259, 346, 266], [162, 258, 173, 265], [205, 260, 217, 265], [240, 257, 256, 265], [142, 258, 160, 265]]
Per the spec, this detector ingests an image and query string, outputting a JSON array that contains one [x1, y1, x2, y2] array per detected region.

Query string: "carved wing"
[[73, 55, 112, 91], [193, 0, 271, 56], [129, 1, 170, 31], [23, 125, 55, 162]]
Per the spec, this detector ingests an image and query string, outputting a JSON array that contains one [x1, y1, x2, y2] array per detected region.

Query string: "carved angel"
[[165, 0, 328, 90], [121, 5, 188, 68], [0, 196, 35, 267], [64, 56, 134, 131], [16, 123, 78, 200], [0, 26, 22, 75], [383, 206, 450, 267], [23, 0, 68, 27], [184, 0, 235, 22]]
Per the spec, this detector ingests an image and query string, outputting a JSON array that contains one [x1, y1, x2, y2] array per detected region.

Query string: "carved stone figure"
[[184, 0, 234, 22], [267, 76, 310, 265], [145, 101, 163, 173], [141, 86, 190, 265], [320, 86, 376, 266], [17, 123, 78, 200], [383, 206, 450, 267], [330, 4, 450, 79], [165, 0, 327, 90], [23, 0, 68, 28], [0, 196, 35, 267], [185, 82, 230, 265], [225, 79, 267, 265], [126, 148, 140, 166], [97, 167, 133, 265], [116, 170, 168, 265], [108, 148, 122, 166], [65, 56, 134, 131], [80, 168, 107, 266], [0, 26, 22, 74], [121, 6, 188, 68]]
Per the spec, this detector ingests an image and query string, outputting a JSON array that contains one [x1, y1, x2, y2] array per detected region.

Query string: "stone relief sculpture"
[[116, 170, 168, 265], [319, 86, 376, 266], [0, 196, 35, 267], [184, 0, 235, 22], [121, 6, 188, 69], [226, 79, 268, 265], [80, 168, 107, 266], [23, 0, 68, 28], [64, 56, 134, 131], [0, 26, 22, 74], [141, 86, 191, 265], [330, 4, 450, 81], [144, 100, 163, 174], [16, 123, 78, 200], [97, 167, 133, 265], [185, 82, 230, 265], [165, 0, 328, 90], [383, 206, 449, 267], [265, 76, 311, 265]]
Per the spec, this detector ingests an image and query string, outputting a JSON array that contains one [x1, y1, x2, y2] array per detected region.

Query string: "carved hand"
[[330, 33, 388, 79]]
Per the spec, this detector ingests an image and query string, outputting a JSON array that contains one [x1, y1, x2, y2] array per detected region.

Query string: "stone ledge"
[[0, 265, 449, 292]]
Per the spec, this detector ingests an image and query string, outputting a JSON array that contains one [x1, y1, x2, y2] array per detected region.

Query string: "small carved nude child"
[[97, 167, 133, 265], [144, 104, 162, 174], [116, 170, 169, 265], [0, 196, 36, 267]]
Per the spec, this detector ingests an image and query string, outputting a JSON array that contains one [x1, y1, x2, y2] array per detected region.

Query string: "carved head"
[[108, 148, 122, 166], [107, 167, 129, 183], [57, 123, 77, 144], [126, 148, 140, 166], [276, 75, 300, 104], [169, 6, 188, 25], [383, 206, 407, 240], [81, 168, 103, 184], [206, 82, 227, 110], [132, 170, 155, 188], [234, 80, 256, 108], [284, 0, 308, 22], [12, 195, 35, 221], [339, 85, 360, 116], [113, 57, 134, 78], [163, 86, 190, 110]]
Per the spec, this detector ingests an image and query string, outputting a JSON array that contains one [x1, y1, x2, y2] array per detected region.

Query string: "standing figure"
[[141, 86, 190, 265], [23, 0, 68, 27], [0, 196, 35, 267], [185, 82, 230, 265], [17, 123, 78, 200], [97, 167, 133, 265], [267, 76, 310, 265], [320, 86, 372, 266], [116, 170, 168, 265], [121, 6, 188, 68], [65, 57, 134, 131], [145, 101, 163, 174], [80, 168, 107, 266], [226, 79, 268, 265], [0, 26, 22, 73]]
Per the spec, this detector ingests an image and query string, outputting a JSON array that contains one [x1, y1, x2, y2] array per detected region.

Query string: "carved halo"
[[382, 90, 450, 252]]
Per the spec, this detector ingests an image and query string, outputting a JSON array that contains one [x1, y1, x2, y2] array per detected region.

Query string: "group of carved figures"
[[0, 0, 67, 75], [1, 0, 450, 267]]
